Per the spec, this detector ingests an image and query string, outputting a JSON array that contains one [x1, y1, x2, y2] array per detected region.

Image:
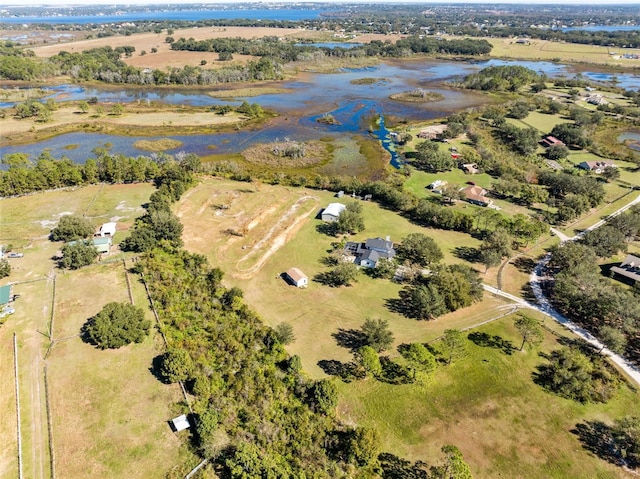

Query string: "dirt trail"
[[233, 196, 318, 279]]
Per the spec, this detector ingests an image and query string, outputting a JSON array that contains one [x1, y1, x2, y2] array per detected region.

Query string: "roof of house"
[[360, 249, 381, 263], [286, 267, 307, 283], [99, 222, 117, 235], [611, 254, 640, 282], [461, 163, 479, 174], [93, 237, 111, 246], [323, 203, 346, 218], [171, 414, 191, 432], [579, 160, 617, 170], [461, 185, 490, 205], [0, 284, 10, 306], [365, 237, 394, 253], [541, 135, 565, 147]]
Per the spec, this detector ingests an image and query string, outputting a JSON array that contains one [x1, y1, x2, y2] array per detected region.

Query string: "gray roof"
[[611, 254, 640, 282]]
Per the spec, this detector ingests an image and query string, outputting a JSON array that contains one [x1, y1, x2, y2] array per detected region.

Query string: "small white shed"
[[321, 203, 346, 222], [98, 222, 117, 237], [285, 267, 308, 288], [170, 414, 191, 432]]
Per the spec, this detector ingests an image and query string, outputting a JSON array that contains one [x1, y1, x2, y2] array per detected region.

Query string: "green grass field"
[[0, 183, 189, 479], [338, 315, 639, 479]]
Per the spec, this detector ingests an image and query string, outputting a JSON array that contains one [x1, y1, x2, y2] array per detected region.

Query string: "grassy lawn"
[[337, 314, 639, 479], [0, 183, 187, 479]]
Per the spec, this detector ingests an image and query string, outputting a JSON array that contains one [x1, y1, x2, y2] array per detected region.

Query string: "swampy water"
[[2, 58, 640, 164]]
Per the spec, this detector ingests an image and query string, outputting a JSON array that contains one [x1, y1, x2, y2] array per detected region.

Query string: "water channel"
[[2, 58, 640, 164]]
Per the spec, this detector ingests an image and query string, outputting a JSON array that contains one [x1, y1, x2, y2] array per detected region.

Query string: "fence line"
[[43, 366, 55, 479], [184, 459, 208, 479], [49, 274, 56, 340], [122, 258, 134, 305], [14, 334, 23, 479]]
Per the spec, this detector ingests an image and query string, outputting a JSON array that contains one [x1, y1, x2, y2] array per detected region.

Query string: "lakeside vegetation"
[[2, 9, 640, 478]]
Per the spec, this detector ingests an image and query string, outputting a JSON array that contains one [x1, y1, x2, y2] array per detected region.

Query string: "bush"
[[82, 302, 150, 349], [51, 214, 94, 241]]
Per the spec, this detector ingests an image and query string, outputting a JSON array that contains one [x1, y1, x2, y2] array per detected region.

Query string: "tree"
[[612, 416, 640, 468], [51, 214, 94, 242], [514, 314, 544, 351], [400, 343, 437, 374], [431, 445, 473, 479], [82, 302, 150, 349], [581, 225, 627, 258], [59, 241, 99, 269], [77, 101, 89, 114], [441, 183, 463, 204], [602, 166, 620, 183], [361, 318, 394, 352], [321, 262, 360, 287], [535, 347, 619, 403], [0, 259, 10, 279], [110, 103, 124, 116], [479, 248, 501, 273], [397, 233, 443, 267], [310, 379, 338, 415], [599, 325, 627, 355], [546, 144, 569, 160], [441, 329, 467, 365], [400, 283, 447, 320], [159, 348, 194, 383], [356, 345, 382, 377], [481, 229, 512, 259], [348, 427, 381, 467], [333, 202, 364, 235], [274, 322, 295, 345], [218, 51, 233, 61]]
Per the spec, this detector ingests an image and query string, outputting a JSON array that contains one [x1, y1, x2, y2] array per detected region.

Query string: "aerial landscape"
[[1, 2, 640, 478]]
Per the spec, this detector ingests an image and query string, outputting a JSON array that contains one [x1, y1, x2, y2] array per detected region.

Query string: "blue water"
[[4, 58, 640, 166], [0, 8, 328, 24], [561, 25, 640, 32]]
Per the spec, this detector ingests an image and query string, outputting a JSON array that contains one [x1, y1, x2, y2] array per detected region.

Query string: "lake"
[[0, 8, 329, 25]]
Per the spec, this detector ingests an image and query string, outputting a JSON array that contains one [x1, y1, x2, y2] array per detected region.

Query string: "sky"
[[2, 0, 640, 5]]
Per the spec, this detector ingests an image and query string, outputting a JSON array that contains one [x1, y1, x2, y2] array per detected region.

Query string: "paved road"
[[487, 192, 640, 387]]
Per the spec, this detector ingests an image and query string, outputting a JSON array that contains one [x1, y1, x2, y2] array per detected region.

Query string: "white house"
[[97, 222, 117, 237], [92, 237, 112, 254], [321, 203, 346, 222], [285, 267, 308, 288]]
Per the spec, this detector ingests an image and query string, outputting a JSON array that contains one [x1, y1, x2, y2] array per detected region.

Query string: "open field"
[[0, 102, 245, 145], [338, 315, 640, 479], [29, 26, 320, 69], [486, 36, 640, 67], [0, 183, 190, 479]]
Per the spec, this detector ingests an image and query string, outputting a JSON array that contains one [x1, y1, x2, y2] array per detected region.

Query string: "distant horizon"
[[2, 0, 640, 7]]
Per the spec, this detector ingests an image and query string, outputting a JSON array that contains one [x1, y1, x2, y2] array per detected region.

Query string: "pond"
[[618, 131, 640, 152]]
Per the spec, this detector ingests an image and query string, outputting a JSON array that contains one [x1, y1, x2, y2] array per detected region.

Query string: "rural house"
[[321, 203, 346, 222], [461, 163, 479, 174], [344, 237, 396, 268], [611, 254, 640, 284], [284, 267, 308, 288], [93, 237, 112, 255], [578, 160, 617, 174], [540, 135, 565, 148], [461, 185, 493, 207]]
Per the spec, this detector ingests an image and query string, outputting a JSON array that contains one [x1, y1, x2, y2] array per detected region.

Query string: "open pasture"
[[179, 180, 503, 377], [0, 182, 187, 479], [338, 314, 640, 479]]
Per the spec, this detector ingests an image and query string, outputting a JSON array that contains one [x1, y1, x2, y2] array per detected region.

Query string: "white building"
[[97, 222, 117, 237], [321, 203, 346, 222]]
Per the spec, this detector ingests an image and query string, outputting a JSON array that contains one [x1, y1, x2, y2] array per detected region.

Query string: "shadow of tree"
[[571, 421, 622, 466], [379, 357, 415, 385], [149, 353, 171, 384], [317, 359, 362, 382], [385, 297, 421, 320], [315, 222, 336, 237], [453, 246, 481, 263], [379, 452, 429, 479], [512, 256, 537, 274], [333, 328, 367, 352], [467, 331, 516, 355]]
